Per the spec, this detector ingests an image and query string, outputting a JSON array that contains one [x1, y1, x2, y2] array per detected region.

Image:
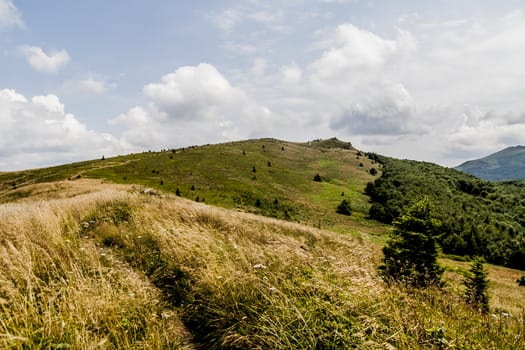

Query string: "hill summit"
[[455, 145, 525, 181]]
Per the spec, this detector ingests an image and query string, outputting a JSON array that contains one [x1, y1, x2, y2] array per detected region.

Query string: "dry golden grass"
[[0, 181, 524, 348], [0, 186, 193, 349]]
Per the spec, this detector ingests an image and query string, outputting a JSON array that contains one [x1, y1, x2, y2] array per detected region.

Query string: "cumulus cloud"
[[0, 89, 131, 170], [19, 45, 70, 73], [443, 107, 525, 159], [329, 81, 414, 135], [112, 63, 273, 149], [296, 24, 418, 137], [309, 24, 415, 83], [0, 0, 23, 30]]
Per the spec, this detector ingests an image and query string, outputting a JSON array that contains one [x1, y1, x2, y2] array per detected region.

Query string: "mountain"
[[455, 145, 525, 181]]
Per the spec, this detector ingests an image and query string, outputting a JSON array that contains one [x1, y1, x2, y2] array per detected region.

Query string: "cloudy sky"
[[1, 0, 525, 170]]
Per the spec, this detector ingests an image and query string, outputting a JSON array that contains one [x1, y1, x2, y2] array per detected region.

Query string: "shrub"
[[336, 199, 352, 216], [370, 167, 378, 176], [313, 174, 322, 182]]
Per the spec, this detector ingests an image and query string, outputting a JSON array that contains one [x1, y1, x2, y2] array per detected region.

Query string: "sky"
[[1, 0, 525, 171]]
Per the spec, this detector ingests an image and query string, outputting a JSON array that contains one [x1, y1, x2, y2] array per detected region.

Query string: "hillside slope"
[[0, 138, 381, 234], [456, 146, 525, 181], [1, 180, 523, 348]]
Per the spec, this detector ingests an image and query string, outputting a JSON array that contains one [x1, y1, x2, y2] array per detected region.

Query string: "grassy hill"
[[0, 138, 382, 235], [0, 180, 523, 348], [456, 145, 525, 181], [1, 138, 525, 348]]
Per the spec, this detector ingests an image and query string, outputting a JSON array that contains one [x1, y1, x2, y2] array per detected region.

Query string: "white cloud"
[[78, 78, 113, 94], [112, 63, 273, 149], [222, 41, 259, 55], [211, 3, 290, 33], [32, 94, 64, 114], [309, 24, 413, 82], [0, 89, 131, 170], [0, 0, 23, 30], [443, 107, 525, 159], [251, 58, 268, 76], [59, 77, 116, 96], [280, 62, 302, 84], [0, 88, 27, 102], [329, 81, 414, 135], [212, 8, 242, 32], [19, 45, 70, 73]]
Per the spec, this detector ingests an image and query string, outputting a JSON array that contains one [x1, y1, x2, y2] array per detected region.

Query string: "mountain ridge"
[[455, 145, 525, 181]]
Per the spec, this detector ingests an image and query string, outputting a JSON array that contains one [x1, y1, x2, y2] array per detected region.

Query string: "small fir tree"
[[464, 257, 490, 313], [336, 199, 352, 216], [517, 275, 525, 286], [379, 199, 443, 287]]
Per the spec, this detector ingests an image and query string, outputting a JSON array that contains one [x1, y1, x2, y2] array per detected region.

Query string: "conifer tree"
[[379, 199, 443, 287], [464, 257, 490, 313]]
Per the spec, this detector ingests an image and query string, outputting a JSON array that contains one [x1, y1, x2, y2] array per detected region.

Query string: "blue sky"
[[1, 0, 525, 170]]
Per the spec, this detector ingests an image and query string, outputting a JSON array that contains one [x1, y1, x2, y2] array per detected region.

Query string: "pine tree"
[[464, 257, 490, 313], [379, 199, 443, 287], [336, 199, 352, 216]]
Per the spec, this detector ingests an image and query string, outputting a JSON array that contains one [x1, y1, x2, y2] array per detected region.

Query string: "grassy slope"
[[0, 138, 383, 235], [0, 181, 523, 349]]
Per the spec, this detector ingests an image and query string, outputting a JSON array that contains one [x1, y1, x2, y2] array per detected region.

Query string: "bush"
[[313, 174, 322, 182], [370, 167, 378, 176], [336, 199, 352, 216]]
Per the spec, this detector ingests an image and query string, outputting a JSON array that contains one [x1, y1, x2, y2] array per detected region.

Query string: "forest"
[[365, 155, 525, 270]]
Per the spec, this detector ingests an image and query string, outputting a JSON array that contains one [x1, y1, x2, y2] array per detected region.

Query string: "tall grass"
[[0, 182, 524, 348]]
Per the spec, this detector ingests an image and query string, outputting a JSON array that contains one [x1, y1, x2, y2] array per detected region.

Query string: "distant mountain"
[[455, 146, 525, 181]]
